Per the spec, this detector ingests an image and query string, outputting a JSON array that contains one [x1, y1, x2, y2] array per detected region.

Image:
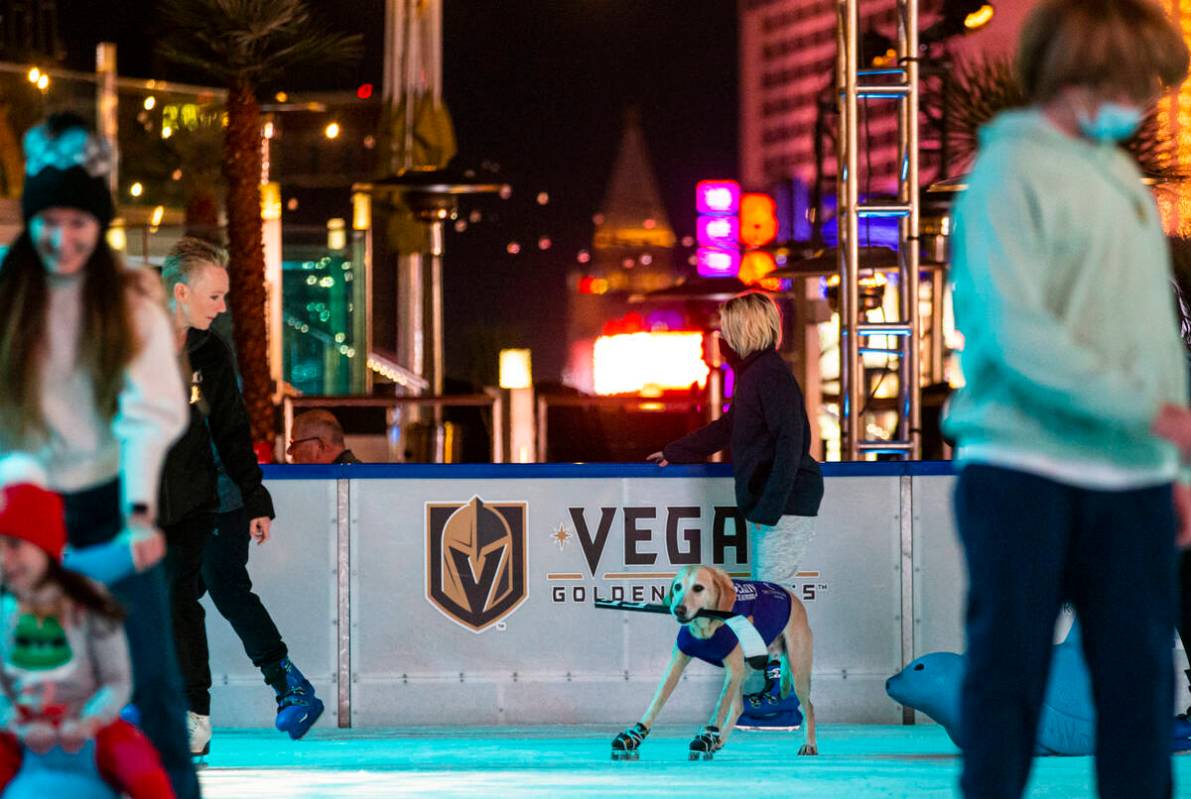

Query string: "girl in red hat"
[[0, 479, 174, 797]]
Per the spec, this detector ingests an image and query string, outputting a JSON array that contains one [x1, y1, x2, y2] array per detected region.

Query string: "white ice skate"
[[187, 711, 211, 766]]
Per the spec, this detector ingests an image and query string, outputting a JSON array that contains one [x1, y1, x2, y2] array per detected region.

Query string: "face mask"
[[1077, 101, 1143, 143]]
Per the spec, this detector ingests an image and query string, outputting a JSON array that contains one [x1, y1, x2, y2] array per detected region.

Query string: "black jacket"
[[158, 329, 274, 527], [663, 347, 823, 524]]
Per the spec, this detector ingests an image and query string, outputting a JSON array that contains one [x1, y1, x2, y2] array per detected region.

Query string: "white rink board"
[[203, 463, 968, 727]]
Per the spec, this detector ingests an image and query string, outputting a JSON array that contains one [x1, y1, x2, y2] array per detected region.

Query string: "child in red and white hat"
[[0, 474, 174, 798]]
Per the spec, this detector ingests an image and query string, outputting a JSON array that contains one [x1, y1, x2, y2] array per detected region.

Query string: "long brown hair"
[[0, 231, 141, 444], [42, 558, 126, 622]]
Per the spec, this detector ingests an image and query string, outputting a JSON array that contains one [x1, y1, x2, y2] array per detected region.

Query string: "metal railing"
[[535, 395, 721, 464], [835, 0, 923, 459], [282, 392, 503, 464]]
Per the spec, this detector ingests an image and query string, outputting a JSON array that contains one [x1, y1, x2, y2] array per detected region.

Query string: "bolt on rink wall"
[[200, 462, 978, 728]]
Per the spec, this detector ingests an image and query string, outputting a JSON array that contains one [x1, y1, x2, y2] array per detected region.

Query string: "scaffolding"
[[835, 0, 922, 460]]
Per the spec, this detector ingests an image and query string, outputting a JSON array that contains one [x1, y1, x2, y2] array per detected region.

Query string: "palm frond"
[[945, 53, 1186, 183], [158, 0, 363, 85], [945, 54, 1027, 171]]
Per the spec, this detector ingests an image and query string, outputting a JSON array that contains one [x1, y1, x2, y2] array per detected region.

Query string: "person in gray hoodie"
[[945, 3, 1191, 797]]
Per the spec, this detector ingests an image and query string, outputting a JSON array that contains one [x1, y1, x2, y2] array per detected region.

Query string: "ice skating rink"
[[197, 724, 1191, 798]]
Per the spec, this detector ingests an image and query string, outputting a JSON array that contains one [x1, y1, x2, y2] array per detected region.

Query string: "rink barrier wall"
[[201, 462, 989, 728]]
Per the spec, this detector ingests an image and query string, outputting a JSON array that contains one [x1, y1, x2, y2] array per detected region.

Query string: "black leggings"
[[165, 507, 287, 715]]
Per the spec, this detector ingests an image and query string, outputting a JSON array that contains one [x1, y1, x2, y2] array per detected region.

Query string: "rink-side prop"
[[886, 623, 1191, 755]]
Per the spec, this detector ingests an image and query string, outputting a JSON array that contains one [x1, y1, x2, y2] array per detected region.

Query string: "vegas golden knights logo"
[[426, 497, 528, 632]]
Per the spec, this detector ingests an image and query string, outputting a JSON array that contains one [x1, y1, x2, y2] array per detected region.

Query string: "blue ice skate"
[[738, 658, 802, 730], [272, 657, 324, 740], [1175, 714, 1191, 749]]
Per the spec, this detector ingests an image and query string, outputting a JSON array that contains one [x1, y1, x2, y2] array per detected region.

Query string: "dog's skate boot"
[[270, 657, 324, 740], [739, 692, 803, 730], [688, 725, 721, 761], [611, 722, 649, 761]]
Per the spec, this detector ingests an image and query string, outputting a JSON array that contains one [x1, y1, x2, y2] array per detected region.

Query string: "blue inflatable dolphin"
[[885, 623, 1191, 755]]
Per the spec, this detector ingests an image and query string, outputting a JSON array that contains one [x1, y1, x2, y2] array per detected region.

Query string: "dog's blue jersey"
[[676, 580, 792, 667]]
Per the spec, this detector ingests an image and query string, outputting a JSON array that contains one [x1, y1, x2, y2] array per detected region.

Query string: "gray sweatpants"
[[747, 514, 816, 585]]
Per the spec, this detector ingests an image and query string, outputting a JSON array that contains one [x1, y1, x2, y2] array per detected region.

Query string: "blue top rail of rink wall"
[[262, 460, 958, 480]]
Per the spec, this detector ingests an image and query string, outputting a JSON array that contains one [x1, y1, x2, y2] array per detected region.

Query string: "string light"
[[129, 182, 143, 198], [324, 122, 341, 139], [143, 96, 156, 111]]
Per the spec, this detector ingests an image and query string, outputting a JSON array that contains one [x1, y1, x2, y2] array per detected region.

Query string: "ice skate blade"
[[688, 751, 714, 761], [610, 750, 639, 761], [737, 723, 801, 732]]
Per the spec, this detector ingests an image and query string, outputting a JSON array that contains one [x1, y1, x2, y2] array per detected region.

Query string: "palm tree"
[[945, 52, 1185, 182], [158, 0, 362, 448]]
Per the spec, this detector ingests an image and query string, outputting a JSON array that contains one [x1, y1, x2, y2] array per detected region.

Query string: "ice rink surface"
[[196, 723, 1191, 798]]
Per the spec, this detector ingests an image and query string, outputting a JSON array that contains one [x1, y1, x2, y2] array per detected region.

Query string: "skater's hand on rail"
[[1175, 482, 1191, 550], [16, 721, 55, 754], [647, 451, 669, 467], [1152, 404, 1191, 458], [250, 517, 272, 545]]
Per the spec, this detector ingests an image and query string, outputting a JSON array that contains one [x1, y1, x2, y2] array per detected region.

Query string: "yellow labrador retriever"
[[611, 564, 817, 760]]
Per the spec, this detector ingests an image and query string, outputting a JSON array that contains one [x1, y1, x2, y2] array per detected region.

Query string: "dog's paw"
[[797, 743, 818, 756]]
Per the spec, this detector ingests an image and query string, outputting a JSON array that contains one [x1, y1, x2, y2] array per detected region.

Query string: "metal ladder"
[[835, 0, 922, 460]]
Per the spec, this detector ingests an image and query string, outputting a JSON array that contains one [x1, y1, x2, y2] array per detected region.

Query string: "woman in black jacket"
[[160, 237, 322, 759], [649, 291, 823, 584]]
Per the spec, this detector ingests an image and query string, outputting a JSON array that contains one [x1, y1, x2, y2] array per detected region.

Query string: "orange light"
[[739, 251, 778, 288], [740, 192, 778, 248], [578, 275, 609, 295], [593, 332, 709, 396], [964, 4, 994, 31]]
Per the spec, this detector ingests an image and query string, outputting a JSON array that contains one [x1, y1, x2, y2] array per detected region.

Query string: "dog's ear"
[[665, 566, 687, 608], [711, 567, 736, 612]]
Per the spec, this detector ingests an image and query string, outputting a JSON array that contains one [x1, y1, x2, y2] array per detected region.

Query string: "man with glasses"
[[287, 410, 362, 465]]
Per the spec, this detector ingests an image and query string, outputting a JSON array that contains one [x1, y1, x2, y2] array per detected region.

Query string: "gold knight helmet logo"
[[426, 497, 527, 632]]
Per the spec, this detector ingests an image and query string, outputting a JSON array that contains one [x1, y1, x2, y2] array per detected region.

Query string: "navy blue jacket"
[[663, 347, 823, 524]]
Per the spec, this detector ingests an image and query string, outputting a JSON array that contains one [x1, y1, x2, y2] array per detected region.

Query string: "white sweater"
[[19, 272, 187, 516]]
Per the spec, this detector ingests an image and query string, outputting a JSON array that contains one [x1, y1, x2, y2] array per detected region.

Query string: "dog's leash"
[[594, 599, 770, 669]]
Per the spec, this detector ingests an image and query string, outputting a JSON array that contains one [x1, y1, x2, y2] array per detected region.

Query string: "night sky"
[[59, 1, 739, 385]]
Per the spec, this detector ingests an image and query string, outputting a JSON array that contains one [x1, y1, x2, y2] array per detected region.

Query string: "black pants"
[[1180, 549, 1191, 690], [63, 480, 201, 799], [955, 465, 1176, 799], [165, 507, 287, 716]]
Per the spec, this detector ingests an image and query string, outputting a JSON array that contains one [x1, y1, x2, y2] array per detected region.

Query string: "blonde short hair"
[[719, 292, 782, 357], [1018, 0, 1188, 104], [162, 236, 228, 294]]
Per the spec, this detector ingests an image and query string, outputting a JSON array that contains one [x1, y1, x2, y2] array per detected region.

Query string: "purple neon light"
[[697, 215, 739, 249], [696, 180, 740, 215], [696, 247, 741, 277]]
